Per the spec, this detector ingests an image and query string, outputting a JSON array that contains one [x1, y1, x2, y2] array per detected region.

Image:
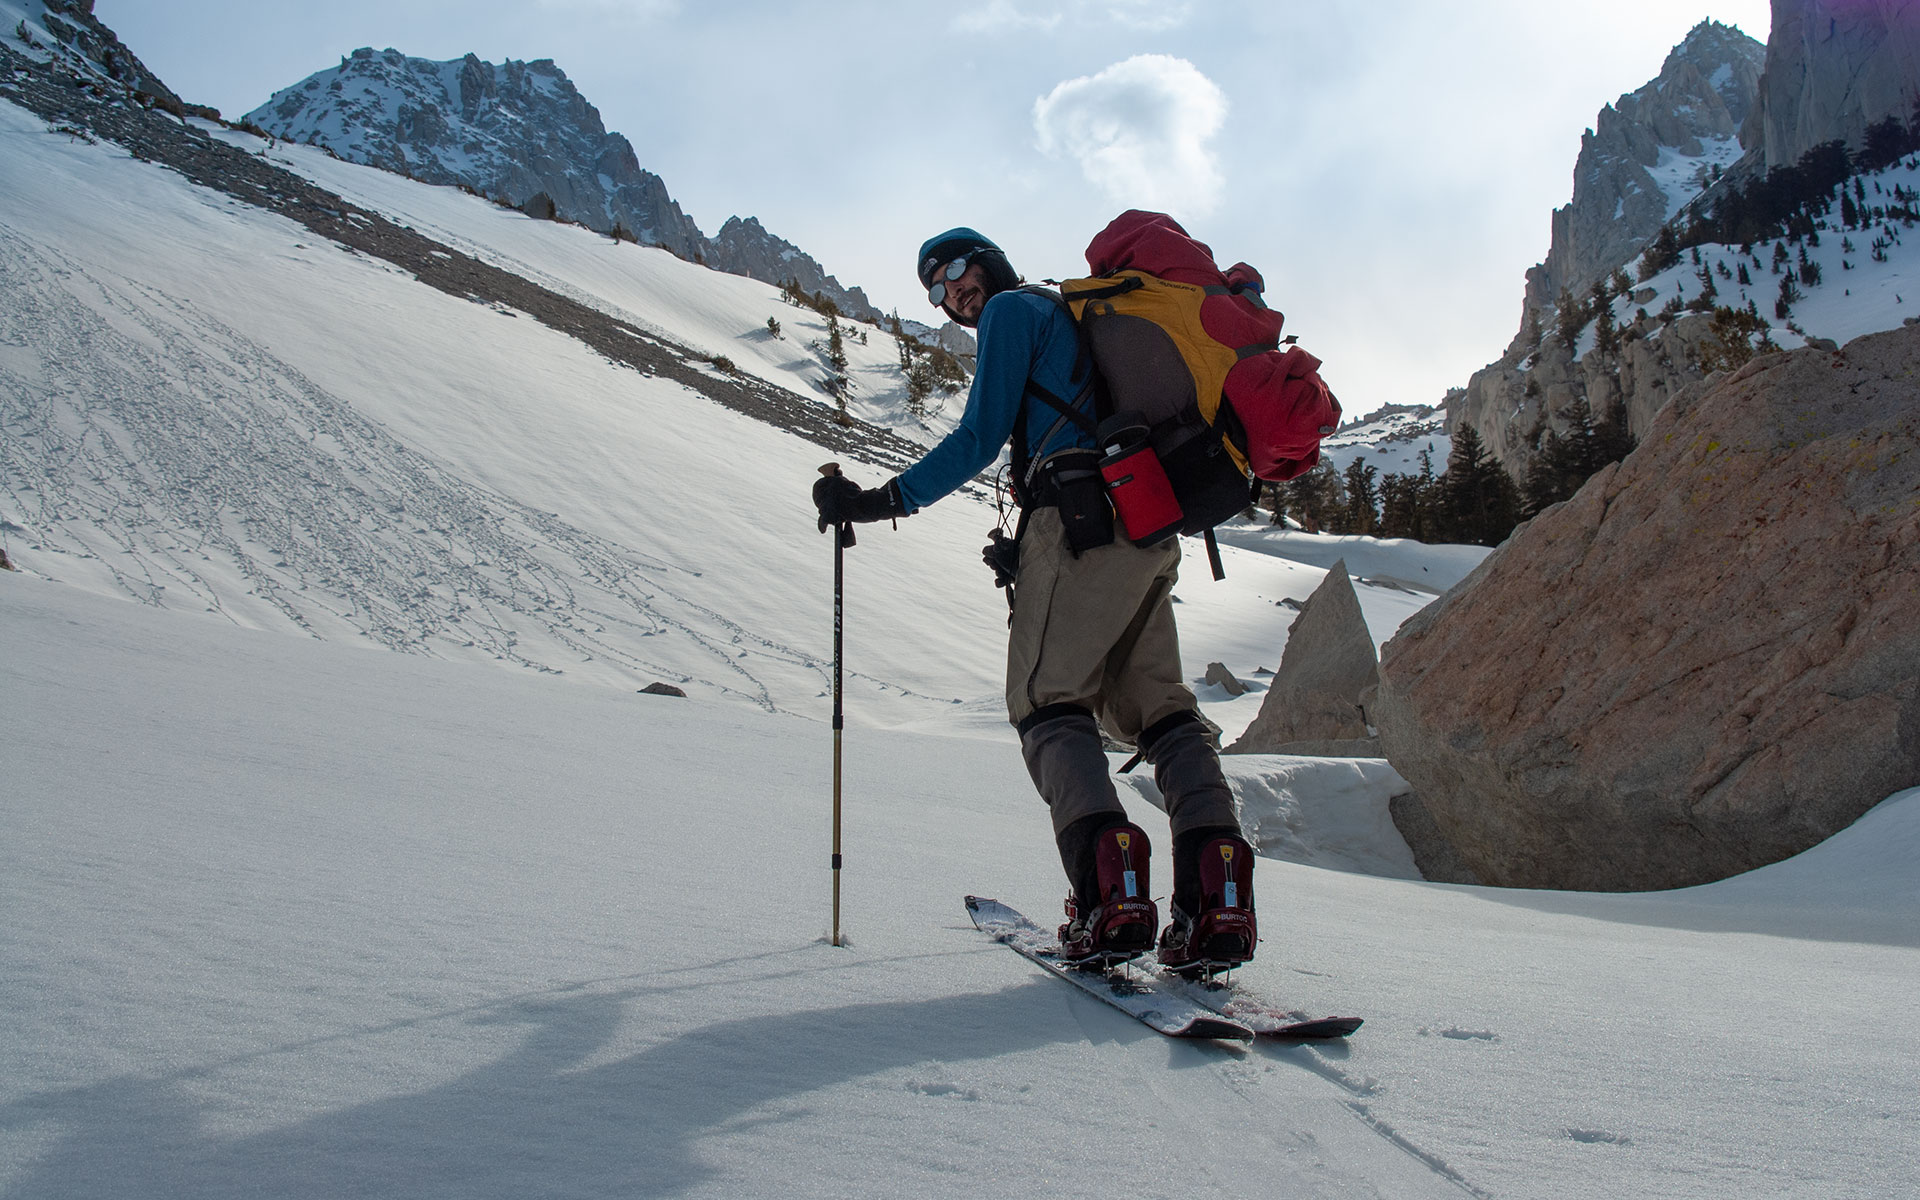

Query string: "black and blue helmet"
[[916, 227, 1020, 315]]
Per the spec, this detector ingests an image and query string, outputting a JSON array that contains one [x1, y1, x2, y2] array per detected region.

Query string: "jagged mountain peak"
[[4, 0, 181, 109], [245, 48, 706, 259], [244, 48, 887, 324], [707, 216, 882, 323], [1522, 23, 1765, 326]]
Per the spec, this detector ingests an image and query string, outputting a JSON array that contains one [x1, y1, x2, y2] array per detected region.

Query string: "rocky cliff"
[[1745, 0, 1920, 170], [707, 216, 881, 323], [247, 49, 707, 259], [244, 50, 882, 321], [7, 0, 180, 110], [1522, 22, 1765, 322], [1448, 24, 1766, 481], [1452, 7, 1920, 485]]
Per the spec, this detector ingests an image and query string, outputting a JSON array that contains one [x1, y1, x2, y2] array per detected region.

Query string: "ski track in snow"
[[0, 223, 844, 712]]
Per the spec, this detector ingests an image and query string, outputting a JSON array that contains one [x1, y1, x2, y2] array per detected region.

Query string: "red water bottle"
[[1098, 414, 1184, 546]]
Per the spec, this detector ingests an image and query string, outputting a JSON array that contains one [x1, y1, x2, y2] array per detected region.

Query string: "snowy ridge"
[[1571, 156, 1920, 361], [243, 47, 887, 322], [1316, 402, 1452, 480], [197, 124, 965, 444]]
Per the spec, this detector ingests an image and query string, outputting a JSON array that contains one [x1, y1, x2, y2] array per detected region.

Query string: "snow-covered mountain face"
[[1452, 13, 1920, 481], [244, 49, 887, 324], [1522, 21, 1765, 323], [706, 215, 885, 324], [245, 49, 707, 259], [1317, 402, 1452, 481], [2, 0, 179, 108]]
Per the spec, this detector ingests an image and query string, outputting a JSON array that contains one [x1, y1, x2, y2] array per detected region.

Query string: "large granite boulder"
[[1228, 561, 1378, 752], [1376, 325, 1920, 891]]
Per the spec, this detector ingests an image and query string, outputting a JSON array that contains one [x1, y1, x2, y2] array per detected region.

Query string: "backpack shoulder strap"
[[1008, 285, 1106, 504]]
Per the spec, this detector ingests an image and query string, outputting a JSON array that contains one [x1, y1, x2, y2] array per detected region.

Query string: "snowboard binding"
[[1158, 833, 1257, 979], [1056, 821, 1158, 968]]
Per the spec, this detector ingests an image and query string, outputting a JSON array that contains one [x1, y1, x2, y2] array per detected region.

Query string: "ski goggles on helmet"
[[926, 255, 974, 307]]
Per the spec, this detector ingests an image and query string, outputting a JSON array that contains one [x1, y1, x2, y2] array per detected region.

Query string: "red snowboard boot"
[[1158, 832, 1257, 977], [1056, 821, 1158, 967]]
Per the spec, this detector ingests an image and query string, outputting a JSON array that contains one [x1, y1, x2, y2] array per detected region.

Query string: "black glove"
[[981, 528, 1019, 589], [814, 474, 909, 533]]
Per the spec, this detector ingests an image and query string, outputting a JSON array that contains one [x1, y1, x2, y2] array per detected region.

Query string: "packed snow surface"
[[6, 576, 1917, 1200], [3, 93, 1917, 1199]]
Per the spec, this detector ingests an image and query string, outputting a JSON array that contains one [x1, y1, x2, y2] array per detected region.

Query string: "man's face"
[[937, 262, 990, 326]]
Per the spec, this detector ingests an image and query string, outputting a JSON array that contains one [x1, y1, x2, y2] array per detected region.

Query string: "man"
[[812, 228, 1257, 975]]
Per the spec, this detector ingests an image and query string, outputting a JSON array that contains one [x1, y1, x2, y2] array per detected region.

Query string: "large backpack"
[[1042, 210, 1341, 575]]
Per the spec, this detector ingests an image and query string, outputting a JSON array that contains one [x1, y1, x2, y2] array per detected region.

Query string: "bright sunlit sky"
[[97, 0, 1774, 419]]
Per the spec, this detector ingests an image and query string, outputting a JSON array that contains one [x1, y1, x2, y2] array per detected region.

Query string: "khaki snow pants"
[[1008, 507, 1237, 839], [1006, 507, 1193, 737]]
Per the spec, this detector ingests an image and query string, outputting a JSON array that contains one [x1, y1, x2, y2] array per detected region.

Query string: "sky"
[[95, 0, 1775, 419]]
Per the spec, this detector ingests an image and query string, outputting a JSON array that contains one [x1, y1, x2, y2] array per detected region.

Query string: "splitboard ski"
[[1154, 972, 1363, 1040], [965, 896, 1252, 1041]]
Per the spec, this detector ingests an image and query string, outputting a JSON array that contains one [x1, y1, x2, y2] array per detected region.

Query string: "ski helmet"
[[916, 227, 1019, 322]]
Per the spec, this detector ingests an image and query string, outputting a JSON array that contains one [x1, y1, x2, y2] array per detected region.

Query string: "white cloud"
[[1032, 55, 1228, 218], [951, 0, 1065, 34]]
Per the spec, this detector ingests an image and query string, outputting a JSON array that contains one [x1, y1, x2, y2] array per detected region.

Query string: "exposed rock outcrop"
[[1523, 21, 1765, 322], [10, 0, 181, 110], [1388, 793, 1482, 885], [1745, 0, 1920, 170], [1376, 325, 1920, 891], [244, 50, 886, 320], [1444, 307, 1739, 474], [1228, 562, 1378, 752], [708, 217, 882, 323], [247, 49, 710, 259], [1451, 22, 1765, 483]]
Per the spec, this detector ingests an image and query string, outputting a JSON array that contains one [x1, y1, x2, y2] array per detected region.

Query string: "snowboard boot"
[[1158, 828, 1257, 978], [1055, 815, 1158, 967]]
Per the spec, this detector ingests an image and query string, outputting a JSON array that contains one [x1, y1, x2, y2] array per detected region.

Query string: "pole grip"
[[819, 462, 856, 547]]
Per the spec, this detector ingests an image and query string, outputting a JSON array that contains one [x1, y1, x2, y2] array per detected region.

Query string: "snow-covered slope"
[[0, 95, 990, 723], [193, 122, 962, 441], [1586, 158, 1920, 358], [6, 570, 1916, 1199], [1315, 402, 1452, 480]]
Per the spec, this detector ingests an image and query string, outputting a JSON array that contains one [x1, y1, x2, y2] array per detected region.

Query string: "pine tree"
[[1775, 273, 1800, 319], [1556, 288, 1589, 350], [1522, 430, 1567, 517], [1638, 224, 1682, 281], [1594, 304, 1619, 356], [1287, 462, 1345, 534], [1343, 458, 1380, 536], [1445, 425, 1522, 547], [823, 313, 851, 409]]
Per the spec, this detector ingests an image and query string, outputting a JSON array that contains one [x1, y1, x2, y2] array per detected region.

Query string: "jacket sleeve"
[[894, 295, 1042, 512]]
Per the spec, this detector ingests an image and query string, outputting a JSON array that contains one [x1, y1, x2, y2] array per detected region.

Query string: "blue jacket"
[[896, 290, 1094, 512]]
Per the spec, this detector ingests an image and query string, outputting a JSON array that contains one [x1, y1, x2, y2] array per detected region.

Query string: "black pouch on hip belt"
[[1037, 450, 1116, 556]]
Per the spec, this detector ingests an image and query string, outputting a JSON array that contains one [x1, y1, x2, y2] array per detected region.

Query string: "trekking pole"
[[819, 463, 855, 947]]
